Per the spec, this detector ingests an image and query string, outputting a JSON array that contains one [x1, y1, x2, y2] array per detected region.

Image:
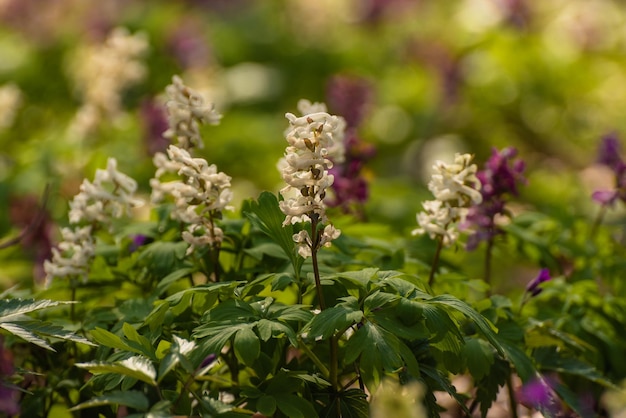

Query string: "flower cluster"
[[43, 226, 95, 285], [68, 27, 148, 139], [69, 158, 142, 227], [44, 158, 141, 285], [413, 153, 482, 246], [151, 145, 233, 254], [163, 75, 222, 150], [279, 99, 343, 258], [150, 76, 231, 255], [592, 133, 626, 207], [464, 147, 526, 250]]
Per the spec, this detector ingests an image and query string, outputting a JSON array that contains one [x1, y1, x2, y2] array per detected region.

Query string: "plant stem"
[[310, 217, 326, 310], [591, 204, 607, 239], [428, 236, 444, 287], [329, 336, 338, 390], [506, 372, 519, 418], [484, 237, 494, 295]]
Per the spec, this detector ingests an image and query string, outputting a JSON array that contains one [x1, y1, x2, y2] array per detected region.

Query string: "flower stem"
[[428, 236, 444, 287], [310, 217, 326, 310], [484, 237, 494, 295], [506, 372, 519, 418], [591, 204, 608, 239]]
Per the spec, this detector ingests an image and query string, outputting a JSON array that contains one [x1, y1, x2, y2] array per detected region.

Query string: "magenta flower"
[[325, 76, 376, 216], [518, 375, 560, 413], [596, 132, 622, 170], [464, 147, 526, 250], [592, 133, 626, 207], [526, 268, 551, 296]]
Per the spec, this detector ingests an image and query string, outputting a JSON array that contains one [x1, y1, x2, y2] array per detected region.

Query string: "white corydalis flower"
[[429, 153, 482, 207], [279, 99, 342, 258], [413, 153, 481, 247], [69, 158, 143, 227], [151, 145, 233, 254], [43, 226, 96, 286], [68, 27, 148, 139], [163, 75, 222, 150]]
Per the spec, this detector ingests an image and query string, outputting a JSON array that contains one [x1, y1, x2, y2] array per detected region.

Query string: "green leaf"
[[0, 320, 95, 350], [319, 388, 369, 418], [304, 298, 363, 340], [274, 394, 317, 418], [0, 322, 54, 350], [76, 355, 157, 386], [156, 267, 194, 295], [123, 322, 156, 359], [90, 327, 136, 353], [69, 390, 149, 411], [234, 325, 260, 366], [138, 241, 187, 274], [498, 339, 536, 382], [244, 242, 290, 260], [463, 338, 495, 381], [428, 295, 504, 355], [0, 298, 72, 320], [256, 318, 298, 346], [243, 192, 304, 274], [257, 395, 277, 416], [474, 355, 510, 417], [344, 322, 405, 392]]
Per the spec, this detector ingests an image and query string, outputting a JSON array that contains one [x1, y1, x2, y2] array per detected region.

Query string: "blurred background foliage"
[[1, 0, 626, 290]]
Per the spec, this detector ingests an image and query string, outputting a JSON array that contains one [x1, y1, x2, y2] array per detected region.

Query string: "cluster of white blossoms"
[[164, 75, 222, 150], [279, 99, 344, 258], [68, 27, 148, 139], [43, 226, 95, 285], [413, 153, 482, 246], [0, 83, 22, 129], [151, 76, 231, 255], [69, 158, 143, 227], [44, 158, 142, 285], [151, 145, 233, 254]]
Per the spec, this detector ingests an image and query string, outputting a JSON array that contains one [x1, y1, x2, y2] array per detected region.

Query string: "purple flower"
[[596, 132, 623, 170], [140, 99, 169, 156], [325, 76, 376, 217], [464, 147, 526, 250], [518, 375, 560, 413], [592, 133, 626, 207], [326, 75, 373, 129], [129, 234, 152, 252], [0, 337, 19, 416], [526, 268, 551, 296]]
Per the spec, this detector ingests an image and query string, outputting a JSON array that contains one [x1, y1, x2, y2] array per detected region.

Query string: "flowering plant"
[[2, 6, 626, 418]]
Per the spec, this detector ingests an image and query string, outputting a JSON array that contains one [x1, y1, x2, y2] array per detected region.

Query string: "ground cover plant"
[[2, 1, 626, 417]]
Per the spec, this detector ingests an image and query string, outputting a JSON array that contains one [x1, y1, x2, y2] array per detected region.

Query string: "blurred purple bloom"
[[498, 0, 532, 29], [167, 22, 212, 69], [129, 234, 152, 253], [0, 337, 19, 416], [592, 133, 626, 207], [596, 132, 622, 170], [199, 353, 217, 369], [326, 129, 376, 215], [140, 99, 169, 156], [526, 268, 551, 296], [518, 375, 560, 414], [464, 147, 526, 250], [325, 76, 376, 216], [326, 75, 373, 129]]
